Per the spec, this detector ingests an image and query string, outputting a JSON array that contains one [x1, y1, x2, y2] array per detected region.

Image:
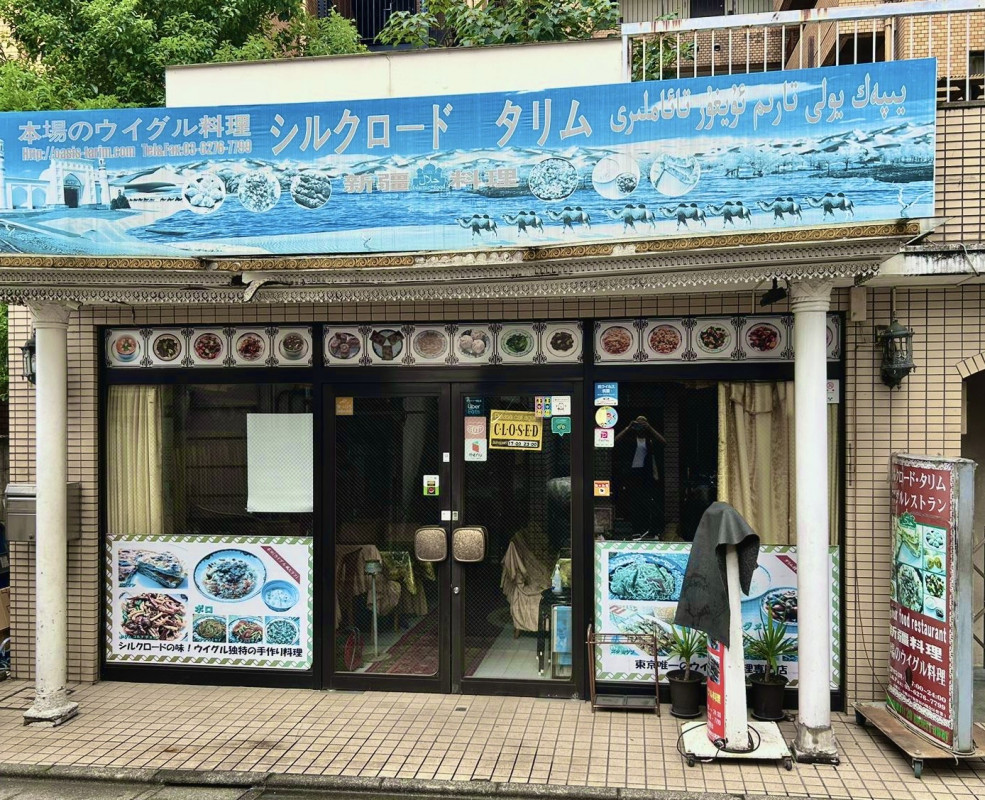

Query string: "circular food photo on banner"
[[238, 169, 282, 213], [412, 329, 448, 360], [193, 332, 224, 361], [194, 549, 266, 603], [182, 172, 226, 214], [327, 331, 361, 360], [290, 172, 332, 209], [592, 154, 641, 200], [112, 333, 140, 363], [528, 157, 579, 201], [501, 328, 535, 358], [236, 332, 265, 362], [279, 332, 309, 362], [649, 153, 700, 196], [370, 328, 404, 361], [152, 333, 182, 362]]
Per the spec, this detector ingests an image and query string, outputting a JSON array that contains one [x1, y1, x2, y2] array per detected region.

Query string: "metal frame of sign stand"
[[679, 545, 793, 770], [680, 719, 793, 770], [854, 703, 985, 777], [586, 625, 660, 714]]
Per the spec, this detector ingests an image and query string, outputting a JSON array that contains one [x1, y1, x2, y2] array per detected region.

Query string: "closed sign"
[[489, 410, 543, 451]]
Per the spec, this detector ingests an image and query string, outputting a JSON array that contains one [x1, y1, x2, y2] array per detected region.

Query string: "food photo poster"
[[594, 540, 839, 685], [106, 535, 313, 669]]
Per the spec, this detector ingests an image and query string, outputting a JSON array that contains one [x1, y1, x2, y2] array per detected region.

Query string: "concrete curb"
[[0, 762, 778, 799]]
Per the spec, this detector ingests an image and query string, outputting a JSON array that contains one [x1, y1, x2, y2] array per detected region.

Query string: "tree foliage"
[[377, 0, 620, 49], [0, 1, 366, 110]]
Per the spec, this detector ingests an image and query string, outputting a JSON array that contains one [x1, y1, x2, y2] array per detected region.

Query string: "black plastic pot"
[[749, 674, 788, 721], [667, 669, 704, 718]]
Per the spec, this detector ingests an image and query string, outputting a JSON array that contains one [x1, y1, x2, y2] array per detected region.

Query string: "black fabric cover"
[[673, 502, 760, 647]]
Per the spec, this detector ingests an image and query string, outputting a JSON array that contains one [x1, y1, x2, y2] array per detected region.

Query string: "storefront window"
[[593, 380, 839, 545], [104, 383, 315, 671], [106, 383, 314, 539]]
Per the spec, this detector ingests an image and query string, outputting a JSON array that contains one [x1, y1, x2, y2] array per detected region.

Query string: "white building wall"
[[165, 39, 625, 107]]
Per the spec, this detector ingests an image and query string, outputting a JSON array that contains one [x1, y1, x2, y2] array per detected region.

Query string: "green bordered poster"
[[593, 540, 840, 686], [105, 534, 313, 670]]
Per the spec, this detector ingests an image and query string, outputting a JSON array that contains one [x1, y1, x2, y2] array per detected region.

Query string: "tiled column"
[[790, 280, 838, 763], [23, 302, 79, 727]]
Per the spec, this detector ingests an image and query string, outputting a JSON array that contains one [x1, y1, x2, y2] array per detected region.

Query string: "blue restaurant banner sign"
[[0, 59, 935, 259]]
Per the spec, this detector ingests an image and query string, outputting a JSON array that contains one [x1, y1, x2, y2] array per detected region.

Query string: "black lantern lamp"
[[20, 331, 36, 384], [878, 290, 914, 389]]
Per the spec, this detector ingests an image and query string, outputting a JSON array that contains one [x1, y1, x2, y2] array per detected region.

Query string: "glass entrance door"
[[332, 384, 450, 691], [330, 382, 579, 695], [452, 384, 579, 693]]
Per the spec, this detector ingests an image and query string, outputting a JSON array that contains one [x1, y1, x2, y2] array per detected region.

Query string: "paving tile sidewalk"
[[0, 680, 983, 800]]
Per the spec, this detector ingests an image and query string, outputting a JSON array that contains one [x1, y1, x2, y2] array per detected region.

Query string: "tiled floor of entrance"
[[0, 680, 983, 799]]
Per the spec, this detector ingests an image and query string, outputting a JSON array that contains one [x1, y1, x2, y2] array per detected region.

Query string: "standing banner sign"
[[888, 454, 975, 753], [706, 638, 726, 742]]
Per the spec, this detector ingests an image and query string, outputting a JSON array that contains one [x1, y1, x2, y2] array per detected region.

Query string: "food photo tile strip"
[[594, 314, 840, 364], [105, 326, 313, 368], [323, 321, 583, 367]]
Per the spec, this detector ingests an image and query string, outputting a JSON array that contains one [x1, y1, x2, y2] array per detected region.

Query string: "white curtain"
[[106, 385, 164, 536], [718, 382, 839, 546]]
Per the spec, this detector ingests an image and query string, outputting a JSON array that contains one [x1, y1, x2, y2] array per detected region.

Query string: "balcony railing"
[[320, 0, 419, 45], [620, 1, 775, 25], [622, 0, 985, 103]]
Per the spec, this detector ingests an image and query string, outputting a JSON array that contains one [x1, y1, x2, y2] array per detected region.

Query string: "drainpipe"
[[790, 280, 839, 764], [23, 302, 79, 727]]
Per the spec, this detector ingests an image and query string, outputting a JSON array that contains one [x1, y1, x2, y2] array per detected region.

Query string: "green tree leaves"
[[0, 2, 366, 109], [377, 0, 620, 49]]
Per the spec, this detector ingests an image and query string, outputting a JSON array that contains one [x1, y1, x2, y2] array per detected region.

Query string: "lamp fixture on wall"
[[759, 278, 788, 307], [877, 288, 914, 389], [20, 331, 36, 384]]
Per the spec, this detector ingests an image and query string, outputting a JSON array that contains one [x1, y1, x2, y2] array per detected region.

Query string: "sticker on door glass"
[[595, 406, 618, 429], [594, 480, 611, 497], [551, 416, 571, 436], [595, 382, 618, 406], [465, 438, 488, 462], [336, 397, 354, 416], [551, 396, 571, 415], [534, 396, 553, 419], [423, 475, 439, 496], [489, 410, 542, 451], [594, 428, 614, 448]]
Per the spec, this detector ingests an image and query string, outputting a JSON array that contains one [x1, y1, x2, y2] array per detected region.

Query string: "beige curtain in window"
[[718, 381, 839, 546], [106, 385, 164, 536]]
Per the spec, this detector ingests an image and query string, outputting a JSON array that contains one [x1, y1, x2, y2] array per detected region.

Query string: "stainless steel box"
[[4, 483, 82, 542]]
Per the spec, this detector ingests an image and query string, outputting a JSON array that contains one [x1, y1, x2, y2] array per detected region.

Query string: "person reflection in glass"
[[614, 415, 666, 540]]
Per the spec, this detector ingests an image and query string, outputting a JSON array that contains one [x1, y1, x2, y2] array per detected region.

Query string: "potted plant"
[[666, 625, 707, 718], [744, 612, 797, 721]]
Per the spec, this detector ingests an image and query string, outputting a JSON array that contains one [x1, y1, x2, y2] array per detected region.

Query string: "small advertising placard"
[[106, 535, 313, 670], [489, 410, 543, 451], [888, 454, 975, 752], [594, 383, 619, 406]]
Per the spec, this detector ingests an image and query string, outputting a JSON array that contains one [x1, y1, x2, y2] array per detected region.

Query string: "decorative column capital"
[[790, 280, 833, 314], [27, 301, 78, 329]]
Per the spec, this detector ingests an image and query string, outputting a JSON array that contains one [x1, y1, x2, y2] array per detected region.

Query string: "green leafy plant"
[[744, 613, 797, 683], [668, 625, 706, 681], [377, 0, 620, 49], [630, 16, 696, 82], [0, 2, 366, 109]]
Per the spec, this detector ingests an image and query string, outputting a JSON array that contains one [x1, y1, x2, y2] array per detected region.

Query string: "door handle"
[[452, 526, 487, 563], [414, 526, 447, 563]]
